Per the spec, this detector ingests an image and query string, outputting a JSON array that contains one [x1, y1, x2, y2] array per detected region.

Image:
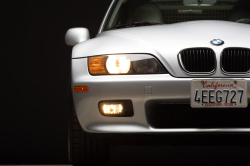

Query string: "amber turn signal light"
[[89, 56, 107, 75], [74, 86, 89, 92]]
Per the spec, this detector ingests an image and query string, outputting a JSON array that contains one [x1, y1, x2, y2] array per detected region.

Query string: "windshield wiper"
[[108, 21, 163, 30]]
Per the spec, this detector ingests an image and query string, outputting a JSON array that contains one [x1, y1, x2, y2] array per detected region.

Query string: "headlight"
[[88, 54, 168, 75]]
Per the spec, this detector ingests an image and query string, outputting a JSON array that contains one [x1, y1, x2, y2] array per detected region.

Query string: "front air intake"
[[221, 48, 250, 74], [178, 48, 216, 74], [146, 103, 250, 128]]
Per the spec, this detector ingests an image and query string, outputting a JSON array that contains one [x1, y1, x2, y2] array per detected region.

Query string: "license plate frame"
[[191, 79, 248, 108]]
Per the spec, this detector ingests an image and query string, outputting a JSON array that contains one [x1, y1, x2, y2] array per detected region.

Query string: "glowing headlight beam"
[[106, 56, 131, 74]]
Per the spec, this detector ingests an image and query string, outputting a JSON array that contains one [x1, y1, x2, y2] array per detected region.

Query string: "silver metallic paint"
[[65, 28, 90, 46]]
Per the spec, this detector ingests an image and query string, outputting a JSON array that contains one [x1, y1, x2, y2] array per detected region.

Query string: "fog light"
[[98, 100, 134, 117], [103, 104, 123, 114]]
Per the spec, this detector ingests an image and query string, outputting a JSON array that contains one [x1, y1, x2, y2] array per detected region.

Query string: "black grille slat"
[[221, 48, 250, 73], [233, 50, 236, 72], [206, 50, 209, 71], [237, 50, 239, 72], [194, 50, 197, 71], [198, 50, 202, 72], [247, 51, 249, 71], [208, 50, 211, 72], [231, 50, 234, 72], [193, 50, 196, 71], [223, 50, 226, 72], [200, 50, 203, 72], [243, 50, 246, 72], [190, 50, 193, 72], [240, 50, 242, 72], [180, 48, 215, 73], [147, 103, 250, 128], [202, 50, 205, 71], [210, 50, 214, 71]]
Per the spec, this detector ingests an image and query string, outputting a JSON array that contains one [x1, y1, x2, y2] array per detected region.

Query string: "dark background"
[[2, 0, 250, 165], [2, 0, 112, 164]]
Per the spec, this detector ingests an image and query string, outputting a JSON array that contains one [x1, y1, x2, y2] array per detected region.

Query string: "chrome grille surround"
[[178, 48, 217, 75], [221, 47, 250, 75]]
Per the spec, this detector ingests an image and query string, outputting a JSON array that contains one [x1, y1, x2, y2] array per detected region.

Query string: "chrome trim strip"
[[86, 124, 250, 133], [178, 48, 217, 75], [148, 128, 250, 133], [97, 0, 116, 35], [221, 47, 250, 76]]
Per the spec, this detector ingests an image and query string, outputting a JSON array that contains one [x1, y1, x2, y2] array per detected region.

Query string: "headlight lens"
[[106, 55, 131, 74], [88, 54, 168, 75]]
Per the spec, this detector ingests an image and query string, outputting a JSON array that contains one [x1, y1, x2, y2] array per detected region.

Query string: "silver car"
[[65, 0, 250, 165]]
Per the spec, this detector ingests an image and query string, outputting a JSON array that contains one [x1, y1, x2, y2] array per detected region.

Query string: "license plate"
[[191, 79, 247, 108]]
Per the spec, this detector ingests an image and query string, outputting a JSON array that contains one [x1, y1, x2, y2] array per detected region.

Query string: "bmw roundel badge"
[[211, 39, 224, 46]]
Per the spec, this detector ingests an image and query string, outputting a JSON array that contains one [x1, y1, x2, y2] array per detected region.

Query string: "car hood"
[[72, 21, 250, 77]]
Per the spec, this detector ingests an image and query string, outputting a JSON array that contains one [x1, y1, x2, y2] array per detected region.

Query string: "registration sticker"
[[191, 79, 247, 108]]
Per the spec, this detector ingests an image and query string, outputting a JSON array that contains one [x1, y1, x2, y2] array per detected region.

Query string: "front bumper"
[[72, 58, 250, 133]]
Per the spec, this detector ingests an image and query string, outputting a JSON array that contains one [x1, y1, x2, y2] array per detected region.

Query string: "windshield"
[[103, 0, 250, 31]]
